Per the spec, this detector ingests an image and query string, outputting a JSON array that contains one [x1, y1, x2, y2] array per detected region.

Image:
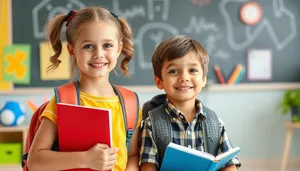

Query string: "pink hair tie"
[[64, 10, 76, 27]]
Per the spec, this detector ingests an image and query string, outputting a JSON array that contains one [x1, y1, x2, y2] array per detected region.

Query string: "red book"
[[56, 103, 112, 171]]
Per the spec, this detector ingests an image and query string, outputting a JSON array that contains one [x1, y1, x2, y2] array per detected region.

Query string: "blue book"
[[160, 143, 242, 171]]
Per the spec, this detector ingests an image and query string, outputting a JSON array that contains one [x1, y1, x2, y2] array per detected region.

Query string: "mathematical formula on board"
[[30, 0, 296, 76]]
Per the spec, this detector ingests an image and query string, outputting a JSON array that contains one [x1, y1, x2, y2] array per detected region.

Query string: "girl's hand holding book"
[[84, 143, 119, 170]]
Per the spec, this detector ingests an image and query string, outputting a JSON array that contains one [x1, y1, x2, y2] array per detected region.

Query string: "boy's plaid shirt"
[[139, 98, 241, 168]]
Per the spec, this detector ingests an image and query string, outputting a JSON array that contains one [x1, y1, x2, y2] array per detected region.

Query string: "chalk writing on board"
[[150, 31, 164, 47], [206, 33, 231, 59], [112, 0, 146, 20], [32, 0, 85, 39], [184, 16, 219, 34], [148, 0, 169, 21], [135, 23, 179, 69], [191, 0, 212, 6], [220, 0, 296, 51], [131, 0, 179, 69], [184, 16, 231, 59]]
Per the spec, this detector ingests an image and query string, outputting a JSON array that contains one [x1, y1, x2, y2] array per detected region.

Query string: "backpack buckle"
[[126, 129, 134, 148], [126, 129, 134, 140]]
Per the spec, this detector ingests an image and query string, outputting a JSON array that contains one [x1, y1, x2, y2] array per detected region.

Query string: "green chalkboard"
[[12, 0, 300, 87]]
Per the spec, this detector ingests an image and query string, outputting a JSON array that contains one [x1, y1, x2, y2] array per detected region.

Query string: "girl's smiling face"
[[68, 21, 123, 80]]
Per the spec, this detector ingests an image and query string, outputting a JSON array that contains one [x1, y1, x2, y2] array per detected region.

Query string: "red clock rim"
[[240, 1, 263, 26]]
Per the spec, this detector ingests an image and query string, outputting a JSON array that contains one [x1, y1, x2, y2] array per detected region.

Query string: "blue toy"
[[0, 101, 25, 127]]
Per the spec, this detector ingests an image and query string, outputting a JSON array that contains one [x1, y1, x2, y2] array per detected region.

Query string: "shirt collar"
[[164, 98, 206, 119]]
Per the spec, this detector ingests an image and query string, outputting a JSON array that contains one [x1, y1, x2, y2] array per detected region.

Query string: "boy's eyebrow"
[[166, 62, 200, 69], [166, 63, 176, 69], [81, 40, 93, 44], [189, 63, 201, 67]]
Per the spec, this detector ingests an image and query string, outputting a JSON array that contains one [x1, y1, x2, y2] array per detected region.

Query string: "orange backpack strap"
[[54, 81, 80, 104], [113, 85, 139, 148], [22, 82, 80, 170]]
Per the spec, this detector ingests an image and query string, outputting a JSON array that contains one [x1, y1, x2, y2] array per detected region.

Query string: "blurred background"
[[1, 0, 300, 170]]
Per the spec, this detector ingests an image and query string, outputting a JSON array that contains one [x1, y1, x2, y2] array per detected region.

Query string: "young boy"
[[139, 36, 241, 171]]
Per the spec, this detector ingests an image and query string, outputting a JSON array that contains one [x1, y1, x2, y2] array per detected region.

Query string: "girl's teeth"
[[91, 63, 105, 67]]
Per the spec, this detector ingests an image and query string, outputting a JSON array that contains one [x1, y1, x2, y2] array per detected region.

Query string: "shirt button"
[[187, 131, 190, 135], [188, 145, 191, 148]]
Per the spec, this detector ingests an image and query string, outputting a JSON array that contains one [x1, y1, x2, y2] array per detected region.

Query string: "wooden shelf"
[[284, 121, 300, 128], [0, 126, 28, 148], [0, 126, 28, 132], [0, 126, 27, 171], [1, 83, 300, 94], [204, 83, 300, 92]]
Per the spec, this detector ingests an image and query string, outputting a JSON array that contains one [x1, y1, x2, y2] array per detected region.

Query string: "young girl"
[[27, 7, 140, 171]]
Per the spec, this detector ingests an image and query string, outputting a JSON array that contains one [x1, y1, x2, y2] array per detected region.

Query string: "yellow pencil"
[[227, 64, 243, 85], [27, 100, 38, 112]]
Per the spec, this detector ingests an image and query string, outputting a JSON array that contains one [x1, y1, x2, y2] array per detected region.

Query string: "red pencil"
[[214, 65, 226, 84]]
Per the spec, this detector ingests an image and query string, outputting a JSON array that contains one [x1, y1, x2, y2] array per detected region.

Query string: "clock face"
[[239, 1, 263, 26]]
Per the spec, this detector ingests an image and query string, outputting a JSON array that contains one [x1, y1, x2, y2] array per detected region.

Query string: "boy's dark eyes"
[[168, 69, 177, 74], [190, 68, 198, 73], [167, 68, 199, 74]]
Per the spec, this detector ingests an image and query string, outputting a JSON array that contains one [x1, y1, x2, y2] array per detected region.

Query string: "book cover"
[[160, 143, 242, 171], [56, 103, 112, 171]]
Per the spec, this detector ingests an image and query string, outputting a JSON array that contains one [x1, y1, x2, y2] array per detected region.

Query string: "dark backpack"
[[22, 81, 139, 171], [142, 94, 221, 166]]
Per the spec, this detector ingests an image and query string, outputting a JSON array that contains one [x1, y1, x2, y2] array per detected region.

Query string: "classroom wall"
[[1, 89, 299, 159], [2, 0, 300, 163]]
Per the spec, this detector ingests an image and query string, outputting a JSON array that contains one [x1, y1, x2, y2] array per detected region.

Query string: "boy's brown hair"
[[152, 35, 209, 79]]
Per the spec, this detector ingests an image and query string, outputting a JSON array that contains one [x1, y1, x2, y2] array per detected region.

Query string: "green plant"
[[280, 90, 300, 122], [280, 90, 300, 114]]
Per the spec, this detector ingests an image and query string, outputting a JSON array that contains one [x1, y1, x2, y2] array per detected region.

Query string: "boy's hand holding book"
[[84, 143, 119, 170], [160, 143, 242, 171]]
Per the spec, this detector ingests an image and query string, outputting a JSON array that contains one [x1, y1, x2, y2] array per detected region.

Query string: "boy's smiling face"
[[155, 50, 206, 105]]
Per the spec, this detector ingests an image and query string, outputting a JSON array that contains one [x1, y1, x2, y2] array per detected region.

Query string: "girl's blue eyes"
[[104, 44, 113, 48], [83, 44, 93, 49], [82, 44, 113, 49]]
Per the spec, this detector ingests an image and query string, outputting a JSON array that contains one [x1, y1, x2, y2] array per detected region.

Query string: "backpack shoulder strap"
[[54, 81, 80, 104], [52, 81, 80, 152], [22, 82, 80, 170], [202, 104, 221, 156], [142, 94, 167, 120], [148, 104, 172, 166], [113, 85, 139, 148]]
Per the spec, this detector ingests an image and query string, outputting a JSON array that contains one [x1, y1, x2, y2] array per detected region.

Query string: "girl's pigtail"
[[118, 17, 134, 76], [45, 14, 66, 73]]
